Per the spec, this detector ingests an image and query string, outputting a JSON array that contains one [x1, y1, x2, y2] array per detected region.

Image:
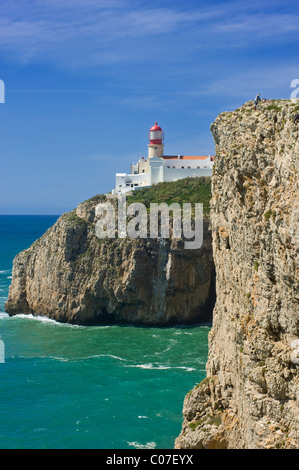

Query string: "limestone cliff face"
[[5, 194, 215, 326], [175, 100, 299, 449]]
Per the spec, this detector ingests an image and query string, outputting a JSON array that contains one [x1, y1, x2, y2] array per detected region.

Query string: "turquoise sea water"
[[0, 216, 210, 449]]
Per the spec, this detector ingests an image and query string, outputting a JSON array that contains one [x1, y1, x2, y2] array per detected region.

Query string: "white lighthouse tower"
[[148, 122, 164, 159]]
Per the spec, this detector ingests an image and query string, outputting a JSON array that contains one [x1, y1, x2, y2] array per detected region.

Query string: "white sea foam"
[[12, 313, 81, 328], [73, 354, 127, 362], [0, 312, 9, 319], [129, 363, 171, 370], [174, 331, 192, 335], [10, 314, 115, 329], [100, 354, 127, 362], [176, 366, 195, 372], [50, 356, 73, 362], [153, 339, 177, 356], [128, 363, 195, 371], [127, 441, 156, 449], [13, 314, 61, 324], [35, 353, 128, 363]]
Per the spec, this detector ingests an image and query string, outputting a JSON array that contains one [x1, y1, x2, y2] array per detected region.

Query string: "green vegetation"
[[264, 210, 276, 221], [187, 376, 212, 396], [265, 103, 282, 113], [189, 414, 221, 431], [189, 419, 204, 431], [72, 247, 93, 265], [126, 177, 212, 216], [197, 376, 211, 388], [254, 261, 259, 272], [207, 415, 221, 427], [66, 210, 86, 226], [84, 194, 107, 204]]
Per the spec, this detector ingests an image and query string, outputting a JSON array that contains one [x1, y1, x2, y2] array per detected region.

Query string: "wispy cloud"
[[191, 63, 299, 98], [214, 12, 299, 37], [0, 1, 297, 68]]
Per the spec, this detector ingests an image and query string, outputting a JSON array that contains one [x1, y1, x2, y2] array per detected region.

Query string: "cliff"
[[5, 178, 215, 326], [175, 100, 299, 449]]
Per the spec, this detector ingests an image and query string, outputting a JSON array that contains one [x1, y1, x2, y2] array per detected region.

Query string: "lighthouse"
[[112, 121, 214, 195], [148, 122, 164, 159]]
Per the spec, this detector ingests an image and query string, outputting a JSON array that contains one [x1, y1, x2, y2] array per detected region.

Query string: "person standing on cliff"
[[254, 93, 261, 109]]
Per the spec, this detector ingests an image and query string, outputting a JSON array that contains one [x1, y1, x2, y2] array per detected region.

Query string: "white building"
[[112, 122, 214, 195]]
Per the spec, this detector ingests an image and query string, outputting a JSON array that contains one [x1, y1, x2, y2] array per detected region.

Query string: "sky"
[[0, 0, 298, 214]]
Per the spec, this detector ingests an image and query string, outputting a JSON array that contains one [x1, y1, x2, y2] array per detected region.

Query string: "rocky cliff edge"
[[5, 179, 215, 326], [175, 99, 299, 449]]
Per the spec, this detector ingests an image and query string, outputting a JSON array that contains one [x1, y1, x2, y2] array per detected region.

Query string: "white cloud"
[[214, 13, 299, 37], [194, 64, 299, 98], [0, 1, 297, 68]]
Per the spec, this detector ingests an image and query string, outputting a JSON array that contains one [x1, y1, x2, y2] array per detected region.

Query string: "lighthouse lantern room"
[[148, 121, 164, 159]]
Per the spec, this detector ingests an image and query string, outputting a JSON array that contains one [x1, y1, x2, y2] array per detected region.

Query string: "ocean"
[[0, 215, 210, 449]]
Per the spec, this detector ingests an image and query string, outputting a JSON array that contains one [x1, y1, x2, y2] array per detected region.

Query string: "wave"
[[130, 363, 171, 370], [0, 270, 11, 274], [11, 353, 128, 363], [13, 313, 64, 324], [11, 314, 81, 328], [174, 331, 193, 335], [176, 366, 196, 372], [151, 339, 177, 357], [0, 312, 9, 319], [127, 363, 195, 371], [127, 441, 156, 449], [51, 354, 127, 363], [98, 354, 127, 362], [10, 314, 114, 330]]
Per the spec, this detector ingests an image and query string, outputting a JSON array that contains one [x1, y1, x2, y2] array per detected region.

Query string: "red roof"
[[150, 121, 162, 132]]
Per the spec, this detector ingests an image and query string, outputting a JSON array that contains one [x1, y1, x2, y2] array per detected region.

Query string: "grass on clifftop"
[[126, 176, 211, 216]]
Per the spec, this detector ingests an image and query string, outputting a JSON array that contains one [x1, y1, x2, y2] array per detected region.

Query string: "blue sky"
[[0, 0, 298, 214]]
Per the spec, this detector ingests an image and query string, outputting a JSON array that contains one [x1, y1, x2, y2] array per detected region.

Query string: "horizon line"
[[0, 214, 62, 216]]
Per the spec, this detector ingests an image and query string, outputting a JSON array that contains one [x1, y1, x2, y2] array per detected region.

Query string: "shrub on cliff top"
[[126, 177, 212, 216]]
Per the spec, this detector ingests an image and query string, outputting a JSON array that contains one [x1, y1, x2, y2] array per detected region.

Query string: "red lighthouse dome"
[[149, 121, 164, 145]]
